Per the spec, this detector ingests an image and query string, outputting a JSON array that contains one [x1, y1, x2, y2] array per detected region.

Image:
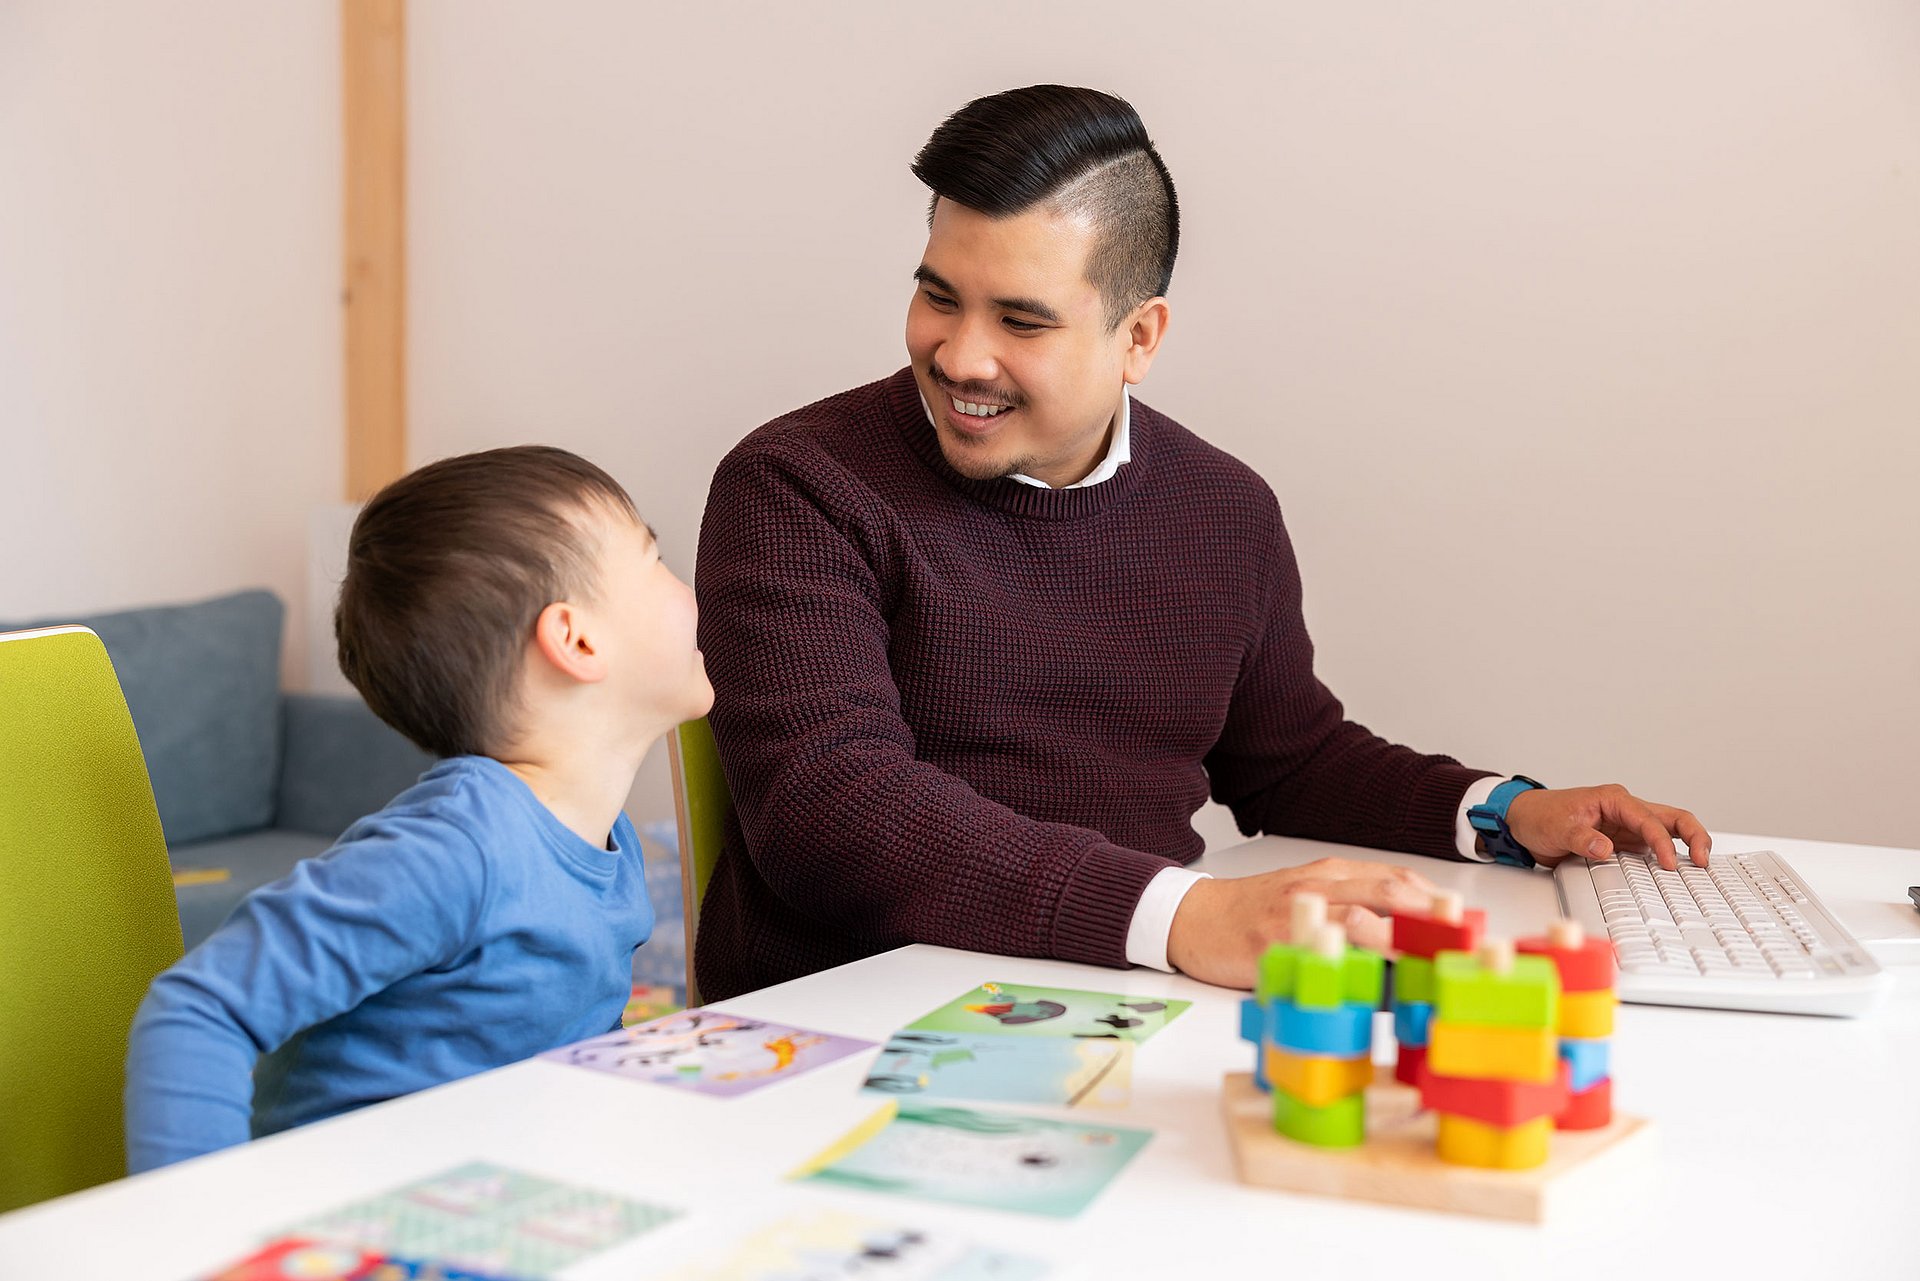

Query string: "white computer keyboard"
[[1554, 848, 1889, 1016]]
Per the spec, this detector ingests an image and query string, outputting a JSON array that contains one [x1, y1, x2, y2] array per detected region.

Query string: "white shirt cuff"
[[1455, 775, 1505, 862], [1127, 865, 1210, 972]]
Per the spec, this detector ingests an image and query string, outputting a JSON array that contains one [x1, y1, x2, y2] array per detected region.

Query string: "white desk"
[[2, 832, 1916, 1279]]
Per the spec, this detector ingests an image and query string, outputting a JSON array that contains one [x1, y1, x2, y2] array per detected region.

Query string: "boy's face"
[[588, 506, 713, 732]]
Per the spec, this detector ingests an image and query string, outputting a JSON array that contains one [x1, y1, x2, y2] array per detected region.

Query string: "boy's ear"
[[531, 601, 609, 684]]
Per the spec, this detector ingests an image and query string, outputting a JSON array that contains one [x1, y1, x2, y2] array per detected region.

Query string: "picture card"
[[541, 1008, 874, 1097], [907, 982, 1189, 1043], [793, 1101, 1152, 1219], [648, 1208, 1049, 1280], [283, 1162, 678, 1279], [202, 1237, 526, 1280], [862, 1030, 1132, 1108]]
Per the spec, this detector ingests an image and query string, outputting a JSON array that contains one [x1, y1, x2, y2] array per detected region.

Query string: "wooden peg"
[[1548, 918, 1585, 949], [1290, 892, 1328, 942], [1477, 939, 1515, 974], [1431, 891, 1464, 924], [1313, 921, 1348, 960]]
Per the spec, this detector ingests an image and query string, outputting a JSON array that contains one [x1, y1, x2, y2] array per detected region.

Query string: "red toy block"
[[1418, 1058, 1572, 1129], [1557, 1076, 1613, 1130], [1391, 908, 1487, 959], [1393, 1042, 1427, 1087], [1517, 930, 1617, 993]]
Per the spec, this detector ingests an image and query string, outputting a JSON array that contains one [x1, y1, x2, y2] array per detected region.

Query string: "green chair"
[[666, 717, 732, 1008], [0, 627, 183, 1211]]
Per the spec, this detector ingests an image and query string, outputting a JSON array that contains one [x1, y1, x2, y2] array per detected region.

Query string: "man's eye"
[[1004, 318, 1044, 333], [924, 290, 956, 308]]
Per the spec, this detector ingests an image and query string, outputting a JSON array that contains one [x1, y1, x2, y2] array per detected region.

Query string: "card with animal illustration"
[[647, 1208, 1049, 1280], [906, 982, 1189, 1043], [541, 1007, 874, 1097], [282, 1163, 677, 1279], [862, 1029, 1133, 1108], [793, 1101, 1152, 1218]]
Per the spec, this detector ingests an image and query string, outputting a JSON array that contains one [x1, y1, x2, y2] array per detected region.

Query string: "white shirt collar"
[[918, 388, 1132, 490]]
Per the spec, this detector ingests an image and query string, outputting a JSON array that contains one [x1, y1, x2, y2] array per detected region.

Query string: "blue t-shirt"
[[124, 756, 652, 1173]]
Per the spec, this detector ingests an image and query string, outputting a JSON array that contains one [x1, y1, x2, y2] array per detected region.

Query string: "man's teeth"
[[950, 395, 1009, 418]]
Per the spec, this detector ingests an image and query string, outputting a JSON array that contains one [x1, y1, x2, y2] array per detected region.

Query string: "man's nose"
[[937, 317, 1001, 386]]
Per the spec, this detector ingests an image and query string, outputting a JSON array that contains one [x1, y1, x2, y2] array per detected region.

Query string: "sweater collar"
[[887, 368, 1144, 520]]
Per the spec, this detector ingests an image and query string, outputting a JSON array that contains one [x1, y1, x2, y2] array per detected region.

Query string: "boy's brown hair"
[[335, 445, 637, 758]]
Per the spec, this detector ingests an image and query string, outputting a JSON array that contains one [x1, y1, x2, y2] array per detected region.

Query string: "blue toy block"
[[1240, 997, 1265, 1044], [1241, 997, 1273, 1090], [1558, 1035, 1612, 1092], [1393, 999, 1434, 1048], [1272, 1000, 1373, 1057]]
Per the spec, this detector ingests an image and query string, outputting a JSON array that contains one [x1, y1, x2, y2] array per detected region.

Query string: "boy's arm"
[[123, 815, 483, 1173]]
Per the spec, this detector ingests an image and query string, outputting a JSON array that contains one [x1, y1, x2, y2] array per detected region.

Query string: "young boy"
[[124, 446, 712, 1173]]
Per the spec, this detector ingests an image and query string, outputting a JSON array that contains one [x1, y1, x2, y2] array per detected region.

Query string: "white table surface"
[[2, 831, 1916, 1279]]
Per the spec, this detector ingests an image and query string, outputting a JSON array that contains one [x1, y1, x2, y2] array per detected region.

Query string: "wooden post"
[[341, 0, 406, 501]]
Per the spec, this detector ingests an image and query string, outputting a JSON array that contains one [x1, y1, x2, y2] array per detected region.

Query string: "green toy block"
[[1257, 942, 1385, 1010], [1273, 1085, 1366, 1147], [1395, 954, 1435, 1004], [1434, 951, 1560, 1029]]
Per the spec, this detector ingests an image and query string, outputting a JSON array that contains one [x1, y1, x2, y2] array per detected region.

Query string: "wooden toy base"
[[1221, 1072, 1655, 1223]]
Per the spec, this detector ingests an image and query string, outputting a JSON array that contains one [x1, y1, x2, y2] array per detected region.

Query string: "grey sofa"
[[4, 590, 433, 949]]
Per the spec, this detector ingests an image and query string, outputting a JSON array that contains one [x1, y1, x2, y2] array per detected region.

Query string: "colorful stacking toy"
[[1519, 918, 1617, 1130], [1421, 939, 1570, 1169], [1389, 891, 1485, 1087], [1238, 894, 1385, 1148]]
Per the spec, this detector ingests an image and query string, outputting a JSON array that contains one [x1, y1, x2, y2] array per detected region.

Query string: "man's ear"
[[530, 601, 609, 684], [1121, 297, 1171, 386]]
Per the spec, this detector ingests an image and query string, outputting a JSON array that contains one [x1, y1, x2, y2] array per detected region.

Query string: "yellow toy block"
[[1264, 1046, 1374, 1107], [1558, 989, 1616, 1039], [1428, 1021, 1558, 1083], [1436, 1113, 1553, 1170]]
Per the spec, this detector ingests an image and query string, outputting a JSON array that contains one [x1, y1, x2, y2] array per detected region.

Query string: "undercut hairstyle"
[[334, 445, 637, 759], [910, 84, 1180, 330]]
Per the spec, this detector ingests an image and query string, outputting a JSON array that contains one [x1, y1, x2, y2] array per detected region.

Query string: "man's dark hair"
[[334, 445, 637, 759], [910, 84, 1179, 330]]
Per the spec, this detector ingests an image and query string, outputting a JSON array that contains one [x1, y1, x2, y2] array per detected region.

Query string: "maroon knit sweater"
[[693, 368, 1492, 1001]]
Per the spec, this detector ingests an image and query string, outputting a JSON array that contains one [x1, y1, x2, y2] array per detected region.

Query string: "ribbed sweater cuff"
[[1408, 763, 1502, 861], [1051, 843, 1179, 968]]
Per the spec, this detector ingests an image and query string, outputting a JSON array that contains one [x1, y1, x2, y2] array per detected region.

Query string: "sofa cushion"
[[170, 828, 333, 950], [2, 590, 285, 845]]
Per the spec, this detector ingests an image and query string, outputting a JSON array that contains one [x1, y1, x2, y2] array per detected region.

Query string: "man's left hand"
[[1504, 784, 1710, 871]]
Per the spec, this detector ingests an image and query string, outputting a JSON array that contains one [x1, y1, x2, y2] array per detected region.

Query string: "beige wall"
[[0, 2, 342, 683], [410, 1, 1919, 849], [5, 3, 1912, 850]]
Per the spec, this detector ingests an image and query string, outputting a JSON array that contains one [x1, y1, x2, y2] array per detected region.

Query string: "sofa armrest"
[[275, 693, 436, 838]]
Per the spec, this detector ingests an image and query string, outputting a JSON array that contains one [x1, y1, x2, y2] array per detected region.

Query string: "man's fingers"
[[1333, 905, 1390, 951], [1604, 792, 1681, 870], [1665, 806, 1712, 866]]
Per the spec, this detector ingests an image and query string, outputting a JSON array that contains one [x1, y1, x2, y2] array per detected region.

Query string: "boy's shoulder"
[[332, 755, 525, 862]]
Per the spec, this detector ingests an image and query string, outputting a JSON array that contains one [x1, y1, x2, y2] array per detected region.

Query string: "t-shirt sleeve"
[[696, 444, 1173, 968], [122, 813, 487, 1173]]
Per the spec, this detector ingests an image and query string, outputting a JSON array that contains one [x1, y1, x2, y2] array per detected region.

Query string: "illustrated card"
[[650, 1208, 1049, 1280], [203, 1236, 526, 1280], [862, 1030, 1132, 1108], [541, 1008, 874, 1097], [793, 1102, 1152, 1218], [283, 1162, 678, 1279], [906, 982, 1189, 1043]]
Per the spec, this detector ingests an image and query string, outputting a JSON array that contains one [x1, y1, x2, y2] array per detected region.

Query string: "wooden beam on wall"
[[341, 0, 406, 501]]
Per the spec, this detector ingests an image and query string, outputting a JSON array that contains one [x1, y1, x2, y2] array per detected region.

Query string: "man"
[[692, 85, 1708, 1002]]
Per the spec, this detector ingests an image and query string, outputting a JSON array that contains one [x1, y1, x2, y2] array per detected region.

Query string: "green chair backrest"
[[667, 717, 732, 1007], [0, 627, 183, 1211]]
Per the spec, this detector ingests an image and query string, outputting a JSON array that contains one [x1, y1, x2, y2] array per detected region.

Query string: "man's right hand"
[[1166, 857, 1442, 989]]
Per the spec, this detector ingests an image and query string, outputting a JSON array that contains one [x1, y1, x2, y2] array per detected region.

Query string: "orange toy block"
[[1419, 1058, 1571, 1129], [1518, 928, 1617, 993], [1264, 1047, 1374, 1106], [1437, 1113, 1554, 1170], [1428, 1021, 1559, 1083], [1558, 1077, 1613, 1130], [1558, 989, 1616, 1039]]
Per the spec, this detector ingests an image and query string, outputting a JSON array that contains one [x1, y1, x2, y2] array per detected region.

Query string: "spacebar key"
[[1589, 864, 1628, 896]]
